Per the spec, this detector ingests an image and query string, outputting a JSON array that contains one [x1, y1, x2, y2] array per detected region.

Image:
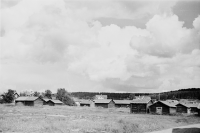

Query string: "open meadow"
[[0, 104, 200, 133]]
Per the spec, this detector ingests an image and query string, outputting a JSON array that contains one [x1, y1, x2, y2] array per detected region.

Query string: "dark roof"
[[15, 97, 39, 101], [114, 100, 132, 104], [49, 100, 63, 104], [131, 98, 151, 104], [94, 99, 113, 104]]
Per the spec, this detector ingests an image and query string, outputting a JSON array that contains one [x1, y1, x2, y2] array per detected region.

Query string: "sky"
[[0, 0, 200, 93]]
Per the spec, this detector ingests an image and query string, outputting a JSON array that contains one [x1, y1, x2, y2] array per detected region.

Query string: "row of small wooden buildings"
[[78, 98, 200, 115], [131, 99, 200, 115], [15, 96, 200, 116], [79, 99, 131, 108], [15, 97, 63, 106]]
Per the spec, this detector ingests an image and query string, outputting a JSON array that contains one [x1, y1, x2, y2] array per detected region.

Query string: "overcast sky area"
[[0, 0, 200, 93]]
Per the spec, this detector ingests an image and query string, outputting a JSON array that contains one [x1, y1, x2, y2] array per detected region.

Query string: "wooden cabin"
[[46, 100, 63, 106], [42, 98, 50, 105], [176, 103, 198, 114], [80, 100, 93, 107], [15, 97, 44, 106], [149, 101, 177, 115], [94, 99, 115, 108], [130, 98, 153, 113], [114, 100, 132, 108]]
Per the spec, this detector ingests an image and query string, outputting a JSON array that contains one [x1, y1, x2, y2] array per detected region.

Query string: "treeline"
[[151, 88, 200, 100], [71, 92, 150, 100], [72, 88, 200, 100], [0, 88, 76, 106]]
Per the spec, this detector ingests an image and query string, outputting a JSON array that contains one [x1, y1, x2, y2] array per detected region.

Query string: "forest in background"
[[71, 88, 200, 100]]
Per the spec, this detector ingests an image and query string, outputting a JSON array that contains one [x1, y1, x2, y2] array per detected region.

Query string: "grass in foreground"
[[0, 104, 200, 133]]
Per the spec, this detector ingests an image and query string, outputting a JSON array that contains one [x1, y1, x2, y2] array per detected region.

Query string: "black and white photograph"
[[0, 0, 200, 132]]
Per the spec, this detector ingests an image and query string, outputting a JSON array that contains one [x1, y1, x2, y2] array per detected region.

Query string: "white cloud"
[[130, 14, 200, 57], [0, 0, 200, 93]]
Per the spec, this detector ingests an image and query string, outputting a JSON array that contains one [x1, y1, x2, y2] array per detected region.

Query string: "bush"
[[56, 88, 76, 106], [2, 89, 15, 103]]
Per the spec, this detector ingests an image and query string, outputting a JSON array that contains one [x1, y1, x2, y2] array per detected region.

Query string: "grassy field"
[[0, 104, 200, 133]]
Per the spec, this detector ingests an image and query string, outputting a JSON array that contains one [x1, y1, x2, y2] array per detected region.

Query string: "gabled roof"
[[43, 98, 50, 102], [156, 101, 177, 107], [176, 103, 198, 108], [14, 92, 19, 96], [131, 98, 151, 104], [114, 100, 132, 104], [49, 100, 63, 104], [15, 97, 39, 101], [94, 99, 113, 104]]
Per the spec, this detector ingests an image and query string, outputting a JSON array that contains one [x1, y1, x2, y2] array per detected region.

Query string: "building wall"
[[95, 103, 108, 108], [169, 107, 176, 114], [115, 104, 130, 108], [108, 100, 115, 108], [43, 101, 48, 105], [55, 103, 63, 106], [191, 107, 198, 113], [95, 101, 115, 108], [16, 101, 34, 106], [90, 102, 95, 107], [130, 103, 147, 113], [16, 101, 25, 106], [80, 103, 90, 107], [176, 104, 187, 113], [47, 101, 55, 106], [34, 98, 44, 106], [25, 101, 34, 106], [149, 102, 170, 114]]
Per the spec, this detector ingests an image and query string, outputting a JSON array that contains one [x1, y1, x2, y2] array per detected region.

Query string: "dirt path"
[[148, 124, 200, 133]]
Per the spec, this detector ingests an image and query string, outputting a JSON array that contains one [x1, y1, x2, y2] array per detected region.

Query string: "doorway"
[[156, 107, 162, 114]]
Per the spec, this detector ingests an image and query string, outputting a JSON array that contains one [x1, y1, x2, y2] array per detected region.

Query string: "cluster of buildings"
[[75, 95, 200, 116], [4, 92, 200, 116], [15, 96, 63, 106]]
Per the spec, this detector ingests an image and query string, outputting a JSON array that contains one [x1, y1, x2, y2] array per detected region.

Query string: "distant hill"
[[71, 88, 200, 100], [150, 88, 200, 100]]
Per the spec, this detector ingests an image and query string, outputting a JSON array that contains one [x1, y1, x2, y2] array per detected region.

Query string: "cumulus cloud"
[[130, 14, 200, 57], [0, 0, 200, 93], [68, 14, 200, 92]]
